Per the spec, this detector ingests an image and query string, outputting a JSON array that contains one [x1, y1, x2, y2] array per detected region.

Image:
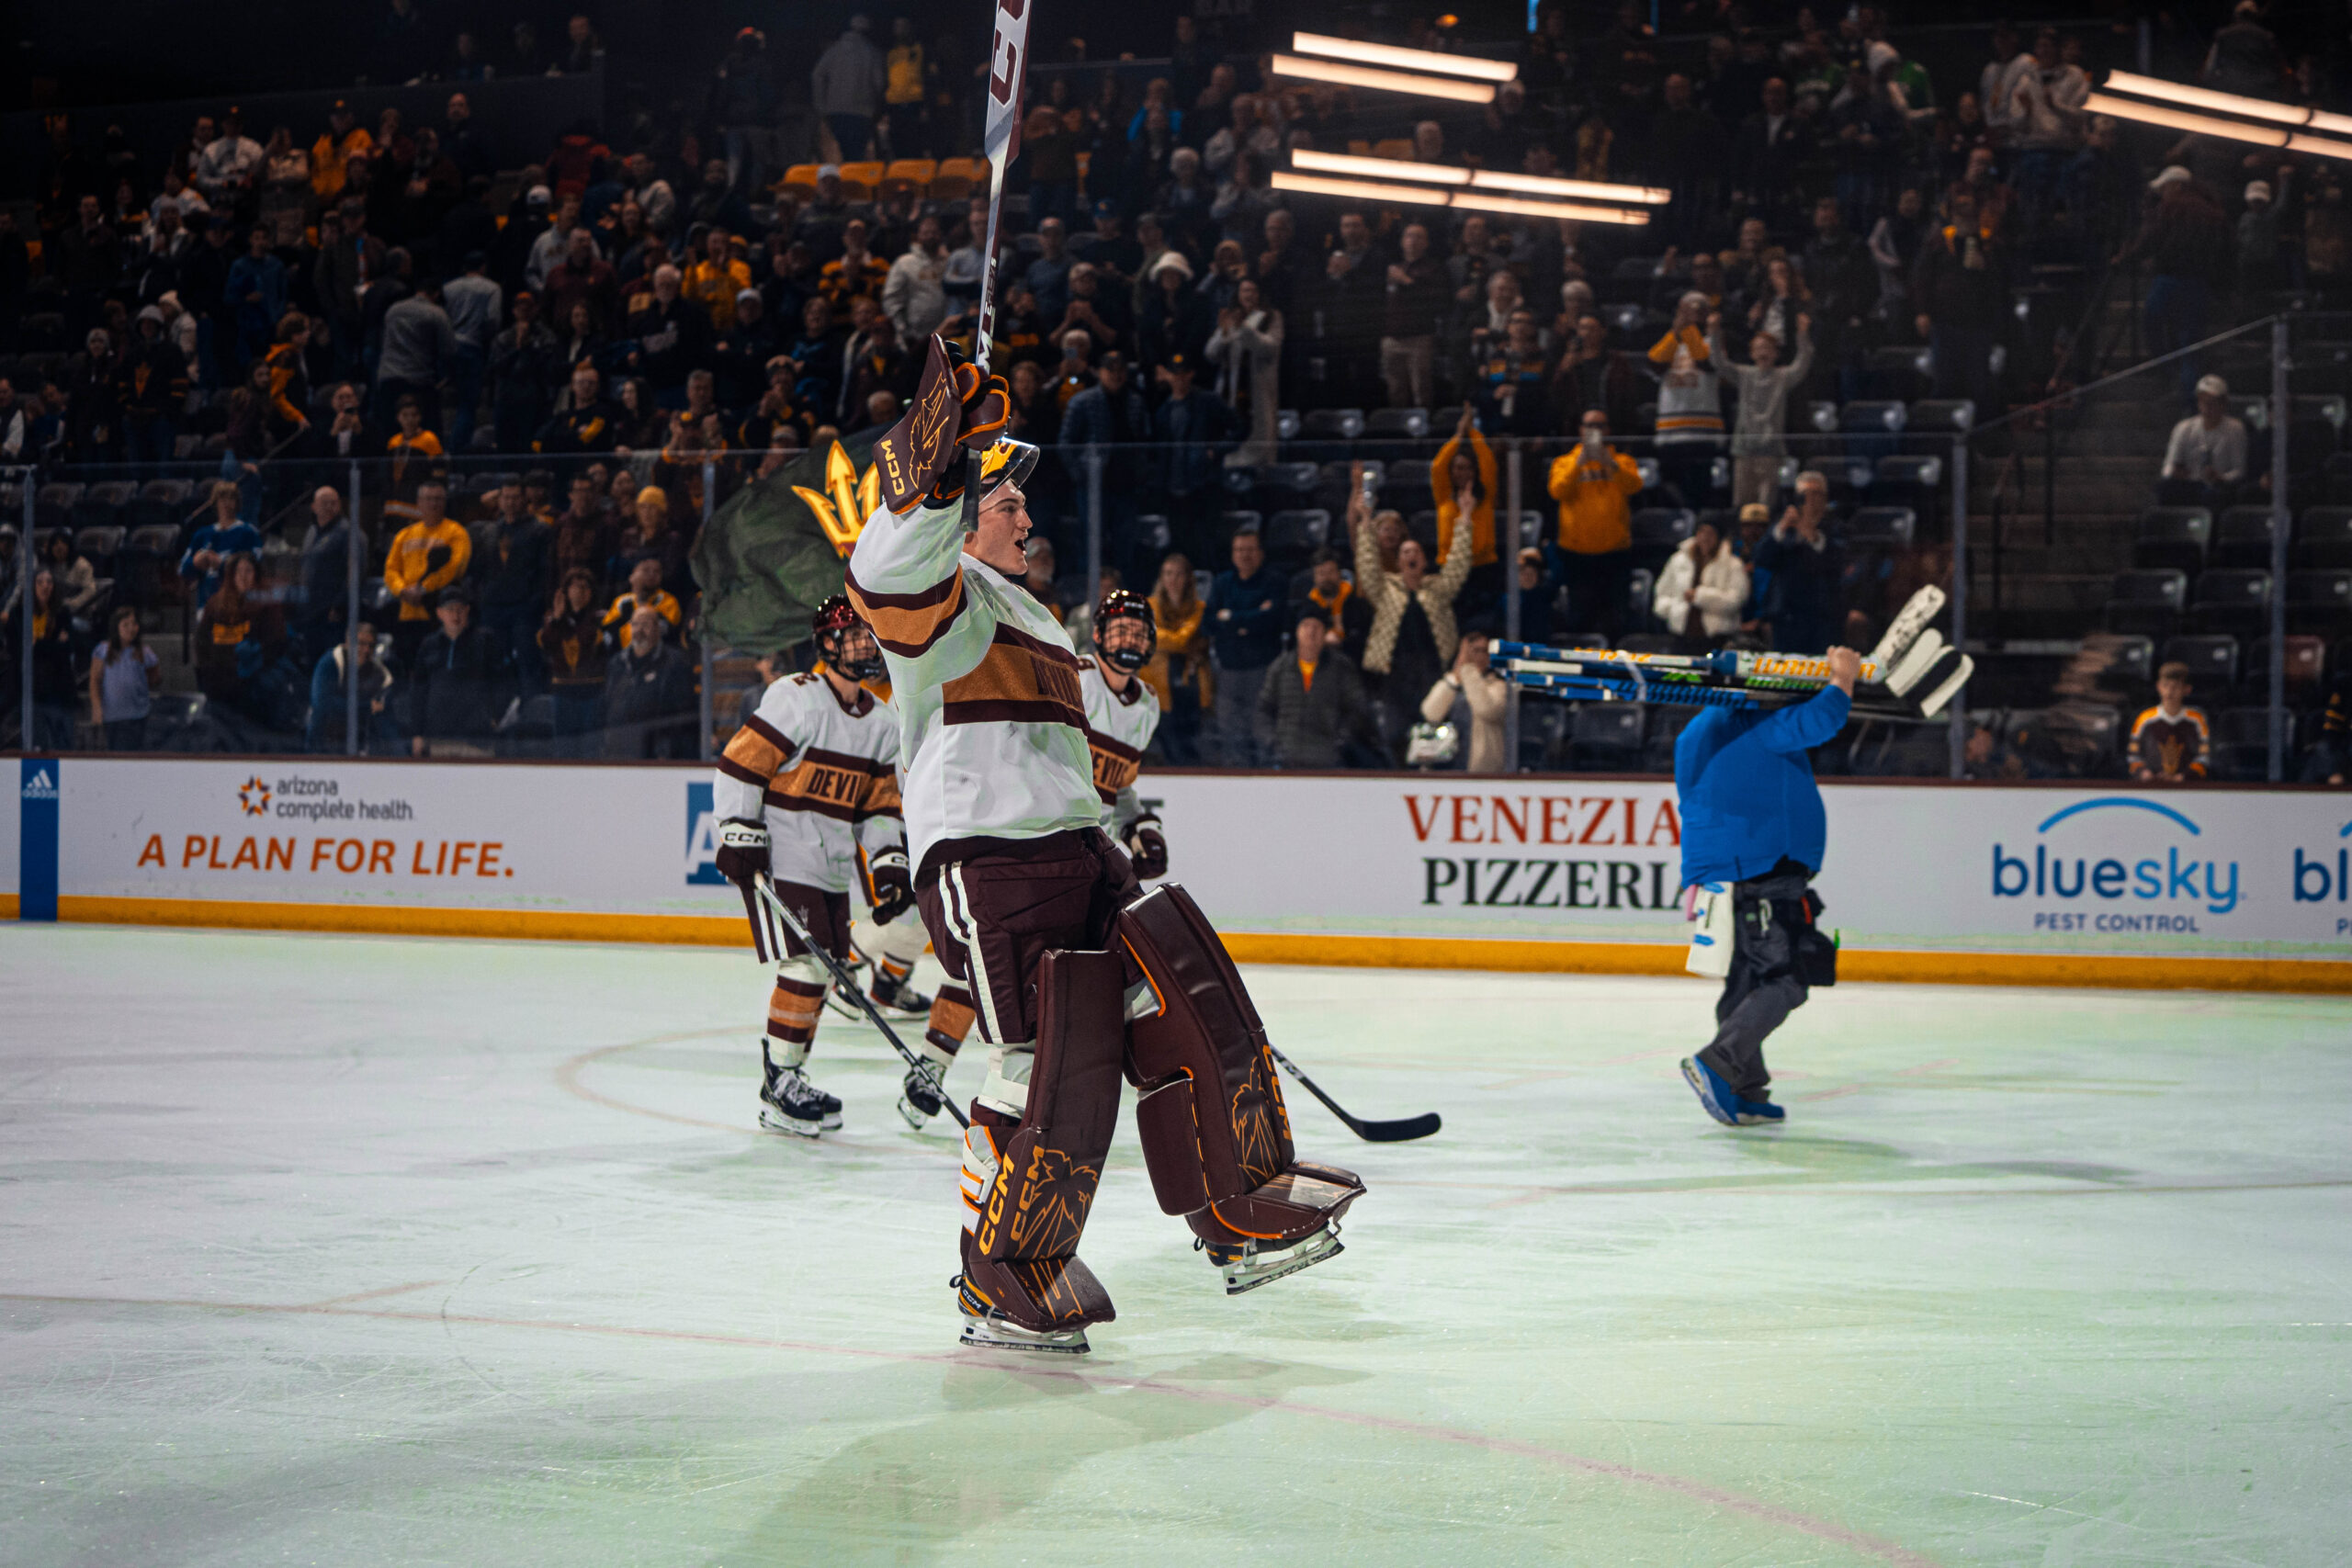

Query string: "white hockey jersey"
[[713, 666, 905, 891], [844, 494, 1100, 872], [1078, 657, 1160, 838]]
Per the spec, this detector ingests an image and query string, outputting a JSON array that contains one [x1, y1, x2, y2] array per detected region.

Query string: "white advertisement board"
[[10, 759, 2352, 980]]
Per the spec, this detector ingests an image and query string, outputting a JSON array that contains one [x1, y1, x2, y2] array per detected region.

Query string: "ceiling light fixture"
[[1289, 31, 1519, 83], [1265, 52, 1498, 105], [1269, 169, 1651, 225]]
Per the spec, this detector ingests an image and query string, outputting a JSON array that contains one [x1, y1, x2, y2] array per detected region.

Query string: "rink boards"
[[7, 756, 2352, 990]]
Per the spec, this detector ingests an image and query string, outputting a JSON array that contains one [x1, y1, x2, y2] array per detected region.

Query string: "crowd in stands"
[[3, 0, 2350, 778]]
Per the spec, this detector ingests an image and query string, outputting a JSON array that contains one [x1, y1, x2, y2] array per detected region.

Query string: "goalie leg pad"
[[962, 948, 1126, 1335], [1119, 885, 1365, 1248]]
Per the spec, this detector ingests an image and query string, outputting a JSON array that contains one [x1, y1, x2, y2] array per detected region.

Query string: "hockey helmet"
[[1092, 586, 1157, 671], [811, 592, 886, 681], [976, 437, 1040, 504]]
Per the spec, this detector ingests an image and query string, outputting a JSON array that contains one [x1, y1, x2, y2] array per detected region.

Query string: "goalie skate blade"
[[1216, 1228, 1344, 1295], [958, 1311, 1091, 1355]]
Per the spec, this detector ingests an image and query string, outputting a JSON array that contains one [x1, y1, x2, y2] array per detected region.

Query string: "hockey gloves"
[[1124, 817, 1168, 881], [868, 846, 918, 924], [872, 333, 1011, 513], [714, 818, 770, 887]]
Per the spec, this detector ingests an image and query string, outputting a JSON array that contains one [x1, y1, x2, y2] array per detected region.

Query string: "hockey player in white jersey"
[[1077, 586, 1169, 881], [849, 336, 1363, 1355], [710, 595, 915, 1136]]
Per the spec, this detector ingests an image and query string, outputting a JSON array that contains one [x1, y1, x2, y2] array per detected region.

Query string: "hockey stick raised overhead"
[[1267, 1045, 1442, 1144], [753, 875, 969, 1131], [950, 0, 1035, 534]]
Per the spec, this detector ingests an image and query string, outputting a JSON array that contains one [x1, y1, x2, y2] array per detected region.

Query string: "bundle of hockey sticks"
[[1491, 585, 1973, 720]]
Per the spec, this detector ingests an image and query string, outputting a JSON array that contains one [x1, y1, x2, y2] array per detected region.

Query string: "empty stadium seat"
[[2161, 633, 2240, 689], [1845, 506, 1916, 549], [1627, 507, 1692, 570], [2287, 570, 2352, 636], [2132, 507, 2213, 573], [835, 161, 884, 199], [2245, 636, 2327, 691], [1864, 345, 1933, 398], [1275, 408, 1302, 441], [2190, 570, 2272, 636], [1839, 400, 1907, 434], [2216, 505, 2282, 569], [1366, 408, 1430, 440], [1626, 567, 1655, 627], [2299, 506, 2352, 568], [2102, 635, 2155, 687], [1264, 509, 1329, 563], [1907, 399, 1974, 434], [76, 480, 139, 529], [2105, 570, 2188, 637], [1372, 138, 1414, 160], [1301, 408, 1365, 441], [35, 482, 84, 530], [881, 159, 936, 193], [931, 157, 985, 198], [2217, 707, 2292, 780], [778, 164, 820, 196]]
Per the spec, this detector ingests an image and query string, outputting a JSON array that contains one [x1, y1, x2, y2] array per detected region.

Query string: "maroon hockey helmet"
[[811, 593, 886, 681], [1093, 586, 1156, 671]]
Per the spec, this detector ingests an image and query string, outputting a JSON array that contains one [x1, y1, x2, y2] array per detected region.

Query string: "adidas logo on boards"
[[21, 767, 57, 801]]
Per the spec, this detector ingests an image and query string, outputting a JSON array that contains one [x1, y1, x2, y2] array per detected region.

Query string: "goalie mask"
[[977, 437, 1040, 504], [1093, 587, 1157, 671], [811, 593, 886, 682]]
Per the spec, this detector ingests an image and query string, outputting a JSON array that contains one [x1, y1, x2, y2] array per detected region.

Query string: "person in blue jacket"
[[1674, 641, 1858, 1126]]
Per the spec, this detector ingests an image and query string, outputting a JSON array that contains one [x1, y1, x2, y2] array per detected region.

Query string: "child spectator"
[[1710, 311, 1815, 512], [88, 604, 157, 750], [2130, 661, 2212, 782]]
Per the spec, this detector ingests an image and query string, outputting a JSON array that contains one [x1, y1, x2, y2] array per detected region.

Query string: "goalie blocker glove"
[[871, 333, 1011, 513], [714, 819, 770, 886]]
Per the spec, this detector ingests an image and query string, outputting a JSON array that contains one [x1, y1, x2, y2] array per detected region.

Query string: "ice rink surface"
[[3, 925, 2348, 1567]]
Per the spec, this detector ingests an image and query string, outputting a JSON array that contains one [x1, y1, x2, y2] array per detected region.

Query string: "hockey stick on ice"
[[753, 876, 969, 1131], [1266, 1046, 1442, 1144], [950, 0, 1035, 532]]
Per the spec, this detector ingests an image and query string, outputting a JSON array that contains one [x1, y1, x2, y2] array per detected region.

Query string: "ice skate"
[[1203, 1224, 1345, 1295], [953, 1269, 1098, 1354], [868, 964, 933, 1021], [896, 1058, 949, 1130], [823, 955, 875, 1020], [759, 1052, 842, 1135]]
